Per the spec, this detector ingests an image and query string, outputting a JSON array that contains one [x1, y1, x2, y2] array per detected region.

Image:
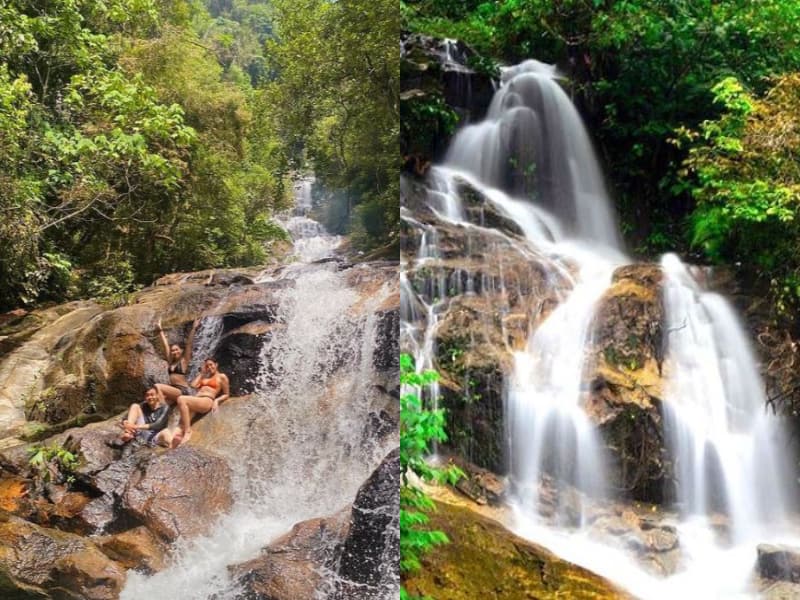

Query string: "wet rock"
[[0, 516, 125, 599], [586, 502, 683, 576], [215, 322, 276, 395], [451, 457, 506, 506], [0, 274, 284, 438], [763, 581, 800, 599], [402, 501, 632, 599], [587, 263, 669, 503], [122, 446, 233, 542], [232, 509, 351, 600], [400, 33, 494, 168], [335, 448, 399, 598], [95, 526, 168, 574], [758, 544, 800, 583], [401, 33, 494, 122]]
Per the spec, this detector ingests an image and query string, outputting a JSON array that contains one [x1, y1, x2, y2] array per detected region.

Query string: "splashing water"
[[188, 314, 224, 379], [401, 56, 800, 598], [123, 182, 395, 599]]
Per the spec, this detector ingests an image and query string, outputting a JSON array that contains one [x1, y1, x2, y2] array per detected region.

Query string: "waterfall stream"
[[401, 59, 800, 597], [122, 178, 394, 599]]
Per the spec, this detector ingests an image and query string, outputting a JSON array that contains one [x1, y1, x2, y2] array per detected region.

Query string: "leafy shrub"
[[400, 353, 463, 598]]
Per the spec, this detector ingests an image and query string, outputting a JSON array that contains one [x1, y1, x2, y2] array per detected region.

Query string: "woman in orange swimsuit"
[[171, 357, 230, 447]]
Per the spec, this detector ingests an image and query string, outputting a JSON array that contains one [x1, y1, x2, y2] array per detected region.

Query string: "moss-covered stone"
[[403, 501, 632, 599]]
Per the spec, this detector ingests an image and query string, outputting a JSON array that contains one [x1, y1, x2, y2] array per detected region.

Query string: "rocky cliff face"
[[0, 258, 399, 599], [403, 173, 677, 504]]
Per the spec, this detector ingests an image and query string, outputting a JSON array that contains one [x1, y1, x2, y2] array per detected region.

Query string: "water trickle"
[[188, 313, 224, 378]]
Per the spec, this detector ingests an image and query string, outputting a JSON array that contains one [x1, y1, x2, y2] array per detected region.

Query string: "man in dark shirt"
[[113, 386, 173, 448]]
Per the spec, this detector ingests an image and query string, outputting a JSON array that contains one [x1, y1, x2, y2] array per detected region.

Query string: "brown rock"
[[587, 263, 669, 503], [232, 509, 350, 600], [758, 544, 800, 583], [95, 526, 168, 574], [763, 581, 800, 599], [122, 447, 233, 542], [0, 516, 125, 599]]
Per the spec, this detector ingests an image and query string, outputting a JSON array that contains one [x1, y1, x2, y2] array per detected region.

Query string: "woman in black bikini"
[[171, 357, 229, 447], [155, 318, 199, 405]]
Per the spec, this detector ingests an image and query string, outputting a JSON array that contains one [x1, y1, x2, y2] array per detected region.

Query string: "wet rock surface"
[[335, 448, 400, 599], [0, 516, 126, 599], [402, 500, 632, 599], [122, 446, 233, 543], [758, 544, 800, 583], [231, 449, 401, 600], [232, 510, 350, 600], [402, 178, 570, 474], [587, 263, 670, 504]]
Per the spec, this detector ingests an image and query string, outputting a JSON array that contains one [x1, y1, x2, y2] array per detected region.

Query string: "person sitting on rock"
[[111, 386, 172, 448], [154, 318, 199, 405], [171, 357, 230, 448]]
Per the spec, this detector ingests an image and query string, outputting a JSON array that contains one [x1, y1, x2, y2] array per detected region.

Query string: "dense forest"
[[0, 0, 398, 311], [402, 0, 800, 324]]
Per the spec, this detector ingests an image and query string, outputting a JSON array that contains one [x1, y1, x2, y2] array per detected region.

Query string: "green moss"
[[403, 501, 631, 599]]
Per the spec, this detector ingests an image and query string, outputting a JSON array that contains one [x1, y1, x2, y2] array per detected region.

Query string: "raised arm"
[[156, 319, 170, 361], [183, 318, 200, 369]]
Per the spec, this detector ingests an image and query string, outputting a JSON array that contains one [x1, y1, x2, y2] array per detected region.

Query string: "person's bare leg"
[[119, 403, 142, 442], [175, 395, 213, 446], [156, 384, 182, 405], [126, 403, 143, 424], [154, 429, 172, 447]]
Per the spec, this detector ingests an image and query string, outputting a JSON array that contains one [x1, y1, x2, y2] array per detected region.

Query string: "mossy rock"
[[403, 501, 632, 599]]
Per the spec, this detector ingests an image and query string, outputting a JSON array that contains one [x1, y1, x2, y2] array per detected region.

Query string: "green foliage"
[[265, 0, 399, 251], [676, 73, 800, 318], [28, 443, 79, 486], [400, 353, 463, 597], [400, 92, 459, 159], [404, 0, 800, 252], [0, 0, 292, 311]]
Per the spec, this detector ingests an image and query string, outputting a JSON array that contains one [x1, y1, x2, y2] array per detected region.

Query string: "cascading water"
[[660, 254, 795, 538], [401, 57, 800, 597], [122, 181, 395, 599], [188, 313, 224, 378]]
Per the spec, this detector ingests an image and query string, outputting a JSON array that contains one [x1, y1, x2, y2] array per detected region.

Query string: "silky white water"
[[123, 182, 393, 599], [401, 57, 800, 597]]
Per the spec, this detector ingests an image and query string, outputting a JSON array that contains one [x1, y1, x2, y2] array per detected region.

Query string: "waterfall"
[[660, 253, 795, 538], [122, 180, 394, 599], [401, 56, 800, 598]]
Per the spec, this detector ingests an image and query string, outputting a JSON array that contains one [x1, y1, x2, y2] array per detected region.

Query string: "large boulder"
[[758, 544, 800, 583], [232, 509, 351, 600], [0, 267, 288, 441], [122, 446, 233, 542], [335, 448, 400, 599], [94, 526, 168, 575], [585, 264, 669, 503], [0, 516, 126, 599]]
